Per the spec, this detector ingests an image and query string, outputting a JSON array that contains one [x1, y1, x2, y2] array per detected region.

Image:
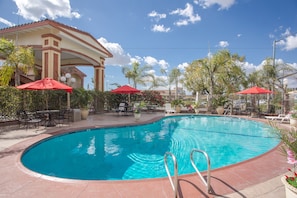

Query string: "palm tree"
[[0, 38, 35, 86], [121, 62, 152, 88], [169, 68, 181, 100], [184, 50, 245, 111], [160, 68, 173, 102], [258, 58, 297, 113], [148, 75, 166, 90], [121, 67, 134, 85]]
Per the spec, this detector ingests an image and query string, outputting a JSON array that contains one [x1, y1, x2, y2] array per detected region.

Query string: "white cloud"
[[148, 11, 166, 21], [273, 28, 297, 51], [144, 57, 170, 71], [195, 0, 236, 10], [193, 0, 199, 4], [177, 62, 189, 71], [146, 69, 156, 75], [170, 3, 201, 26], [152, 24, 171, 32], [284, 34, 297, 51], [159, 60, 169, 70], [0, 17, 15, 27], [130, 56, 143, 64], [13, 0, 81, 21], [240, 61, 256, 75], [144, 56, 158, 66], [219, 41, 229, 48], [282, 28, 291, 37], [98, 37, 131, 66]]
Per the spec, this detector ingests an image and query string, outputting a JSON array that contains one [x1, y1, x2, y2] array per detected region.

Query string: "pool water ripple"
[[21, 115, 279, 180]]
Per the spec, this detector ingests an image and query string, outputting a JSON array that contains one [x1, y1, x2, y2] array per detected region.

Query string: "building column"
[[94, 65, 104, 91], [94, 58, 105, 91], [41, 34, 61, 80]]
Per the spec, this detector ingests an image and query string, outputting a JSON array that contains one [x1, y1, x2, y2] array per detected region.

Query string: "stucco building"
[[0, 19, 112, 91]]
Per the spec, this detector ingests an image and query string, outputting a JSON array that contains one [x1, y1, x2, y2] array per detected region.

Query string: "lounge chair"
[[116, 102, 131, 115], [118, 102, 127, 112], [164, 103, 176, 114], [265, 114, 291, 123]]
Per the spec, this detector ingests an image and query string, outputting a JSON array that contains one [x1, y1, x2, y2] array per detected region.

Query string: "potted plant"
[[171, 99, 184, 113], [213, 95, 228, 115], [290, 113, 297, 127], [133, 101, 145, 121], [134, 106, 141, 120], [290, 106, 297, 127], [71, 88, 92, 120], [271, 123, 297, 197], [192, 102, 200, 114]]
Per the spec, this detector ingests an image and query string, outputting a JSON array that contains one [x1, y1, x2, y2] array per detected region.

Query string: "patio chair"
[[164, 103, 176, 114], [146, 104, 156, 113], [265, 114, 291, 123], [116, 102, 130, 115], [55, 109, 68, 126], [18, 110, 42, 129], [34, 111, 47, 126], [64, 109, 73, 123]]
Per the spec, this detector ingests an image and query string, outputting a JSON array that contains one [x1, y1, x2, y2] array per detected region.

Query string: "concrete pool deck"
[[0, 112, 289, 197]]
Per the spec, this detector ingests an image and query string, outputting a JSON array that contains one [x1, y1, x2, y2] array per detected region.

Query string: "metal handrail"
[[224, 106, 231, 115], [164, 152, 178, 198], [190, 149, 211, 193]]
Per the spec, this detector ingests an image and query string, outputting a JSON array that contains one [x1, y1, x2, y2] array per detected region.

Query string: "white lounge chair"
[[265, 114, 291, 123], [265, 114, 285, 120], [164, 103, 176, 114], [118, 102, 126, 111], [116, 102, 131, 115]]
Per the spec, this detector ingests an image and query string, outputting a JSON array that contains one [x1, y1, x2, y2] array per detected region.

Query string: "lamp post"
[[282, 78, 288, 114], [272, 39, 282, 67], [60, 73, 76, 109], [271, 39, 281, 113]]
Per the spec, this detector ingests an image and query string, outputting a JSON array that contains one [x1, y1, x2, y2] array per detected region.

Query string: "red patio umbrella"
[[111, 85, 141, 103], [236, 86, 273, 94], [111, 85, 141, 94], [16, 77, 73, 93], [236, 86, 273, 113], [16, 77, 73, 109]]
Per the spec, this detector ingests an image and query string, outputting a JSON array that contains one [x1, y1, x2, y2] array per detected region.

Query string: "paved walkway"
[[0, 112, 288, 197]]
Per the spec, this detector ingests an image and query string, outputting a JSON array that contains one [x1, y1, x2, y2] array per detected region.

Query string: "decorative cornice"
[[0, 19, 113, 58], [42, 33, 62, 41]]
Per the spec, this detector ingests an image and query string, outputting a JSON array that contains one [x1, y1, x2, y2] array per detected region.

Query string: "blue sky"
[[0, 0, 297, 91]]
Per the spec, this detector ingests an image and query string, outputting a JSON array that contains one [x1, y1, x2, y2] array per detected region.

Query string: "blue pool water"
[[21, 115, 279, 180]]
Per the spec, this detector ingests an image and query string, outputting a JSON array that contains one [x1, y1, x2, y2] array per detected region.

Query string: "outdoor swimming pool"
[[21, 115, 279, 180]]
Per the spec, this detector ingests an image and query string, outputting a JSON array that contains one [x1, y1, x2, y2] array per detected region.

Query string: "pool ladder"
[[164, 149, 211, 198], [164, 152, 178, 198]]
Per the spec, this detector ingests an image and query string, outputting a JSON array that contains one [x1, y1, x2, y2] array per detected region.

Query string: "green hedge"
[[0, 87, 165, 120]]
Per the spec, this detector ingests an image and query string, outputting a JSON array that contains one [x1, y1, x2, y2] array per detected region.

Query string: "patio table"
[[36, 110, 59, 127], [146, 105, 157, 113]]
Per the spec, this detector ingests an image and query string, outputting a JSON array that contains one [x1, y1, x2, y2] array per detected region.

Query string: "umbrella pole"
[[44, 90, 48, 110], [21, 91, 25, 110], [46, 94, 49, 110], [67, 92, 70, 109]]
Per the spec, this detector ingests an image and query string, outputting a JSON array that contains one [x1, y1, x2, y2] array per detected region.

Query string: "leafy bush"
[[171, 99, 184, 107]]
